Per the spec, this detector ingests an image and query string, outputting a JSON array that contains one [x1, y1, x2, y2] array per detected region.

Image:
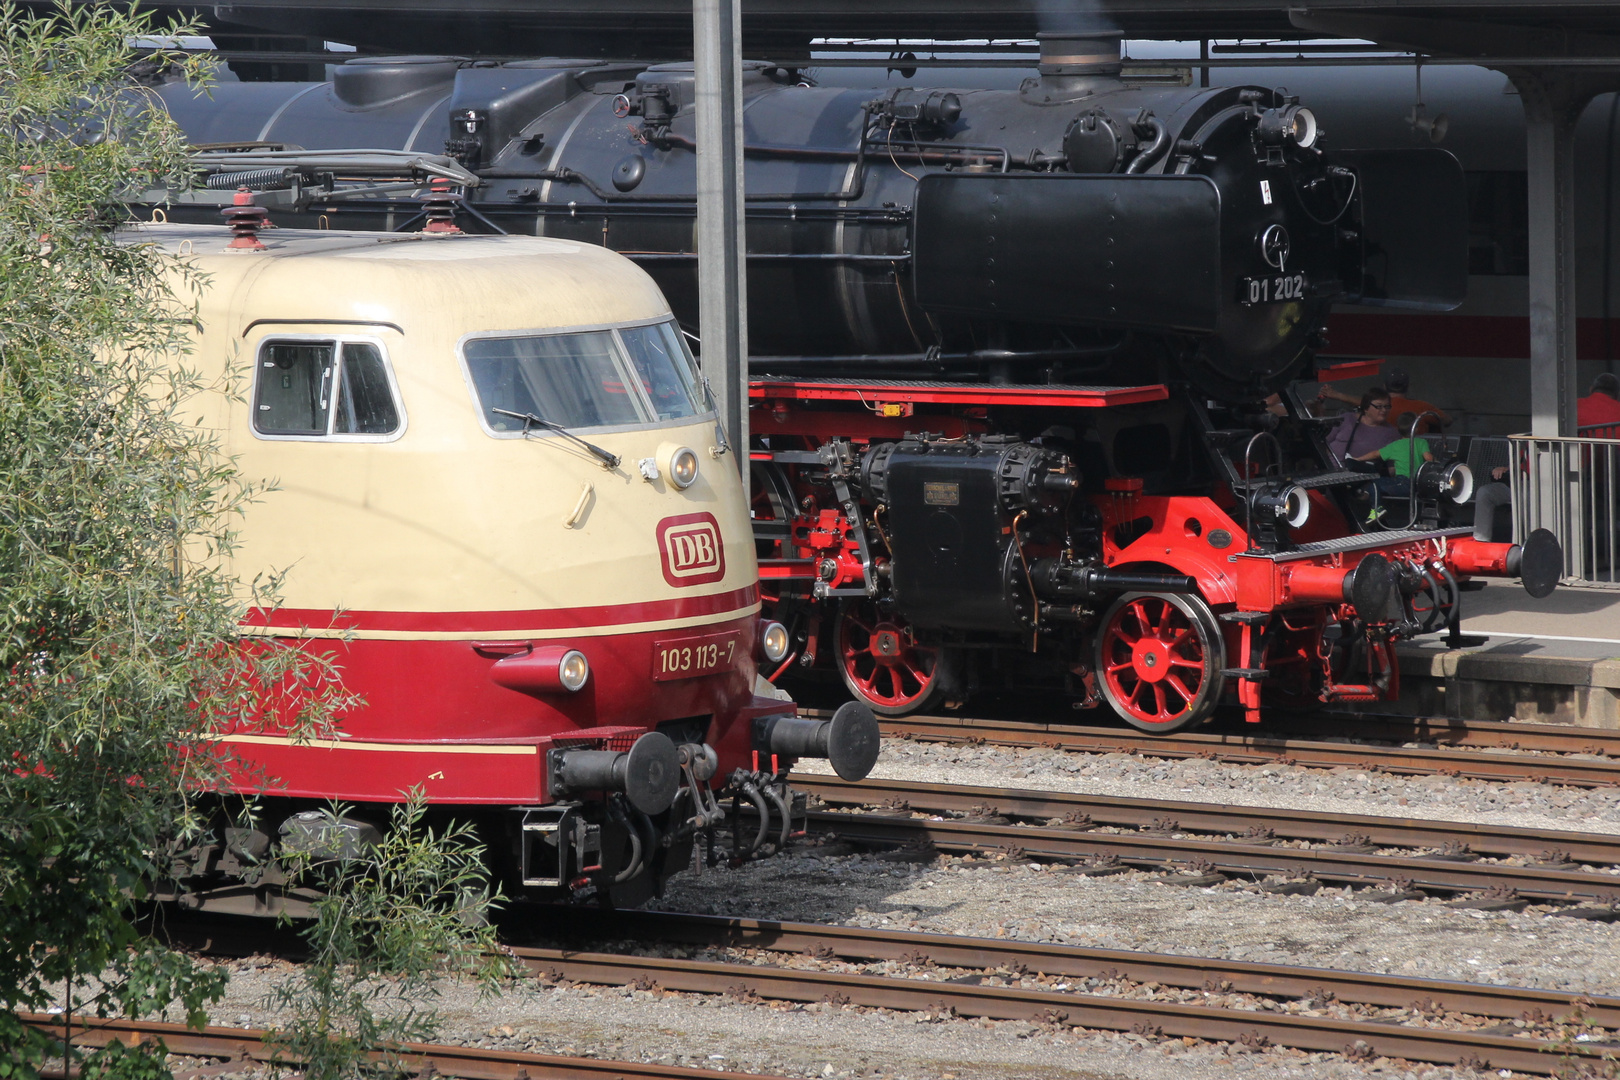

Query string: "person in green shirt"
[[1351, 411, 1431, 500], [1375, 412, 1434, 482]]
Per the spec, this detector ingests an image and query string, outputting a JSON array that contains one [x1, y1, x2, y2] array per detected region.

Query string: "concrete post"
[[1512, 73, 1584, 440], [1506, 70, 1613, 570], [693, 0, 749, 478]]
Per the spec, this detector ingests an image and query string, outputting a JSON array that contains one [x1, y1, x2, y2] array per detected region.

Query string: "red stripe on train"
[[1327, 313, 1620, 360], [224, 613, 767, 803], [241, 584, 759, 633]]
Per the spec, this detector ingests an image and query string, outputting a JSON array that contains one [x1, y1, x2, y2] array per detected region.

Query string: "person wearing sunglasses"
[[1326, 386, 1400, 467]]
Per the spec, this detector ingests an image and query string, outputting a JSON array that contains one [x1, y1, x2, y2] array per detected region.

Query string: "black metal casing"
[[153, 51, 1469, 402], [864, 438, 1071, 632]]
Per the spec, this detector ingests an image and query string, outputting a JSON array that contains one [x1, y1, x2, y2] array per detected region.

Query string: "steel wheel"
[[1095, 591, 1225, 734], [750, 462, 796, 561], [832, 601, 955, 716]]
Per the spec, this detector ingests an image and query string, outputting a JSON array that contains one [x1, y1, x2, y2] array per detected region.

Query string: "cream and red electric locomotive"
[[136, 215, 878, 911], [146, 31, 1562, 734]]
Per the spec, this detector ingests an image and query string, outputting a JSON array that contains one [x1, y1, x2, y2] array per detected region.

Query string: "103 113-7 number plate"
[[1239, 272, 1308, 305], [652, 631, 741, 681]]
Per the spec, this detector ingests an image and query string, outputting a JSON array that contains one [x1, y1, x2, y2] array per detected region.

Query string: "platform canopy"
[[75, 0, 1620, 60]]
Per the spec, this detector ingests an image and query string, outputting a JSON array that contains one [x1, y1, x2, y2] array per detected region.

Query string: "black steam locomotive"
[[154, 32, 1463, 396], [149, 35, 1552, 731]]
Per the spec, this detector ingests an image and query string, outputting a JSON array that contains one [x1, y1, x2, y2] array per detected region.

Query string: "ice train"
[[139, 216, 878, 911]]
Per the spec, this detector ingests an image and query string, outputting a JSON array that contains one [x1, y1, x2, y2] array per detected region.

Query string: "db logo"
[[656, 512, 726, 587]]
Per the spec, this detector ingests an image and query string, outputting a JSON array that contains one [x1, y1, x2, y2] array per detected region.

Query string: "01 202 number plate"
[[652, 630, 741, 682], [1238, 272, 1308, 306]]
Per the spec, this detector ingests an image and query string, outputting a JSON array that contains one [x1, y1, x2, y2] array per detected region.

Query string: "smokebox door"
[[912, 173, 1221, 333]]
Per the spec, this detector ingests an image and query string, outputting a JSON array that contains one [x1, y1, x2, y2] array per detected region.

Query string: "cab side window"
[[254, 339, 402, 439], [333, 343, 399, 434], [256, 343, 333, 435]]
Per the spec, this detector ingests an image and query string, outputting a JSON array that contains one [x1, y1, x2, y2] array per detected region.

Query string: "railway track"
[[790, 775, 1620, 903], [816, 709, 1620, 787], [145, 902, 1620, 1076], [535, 906, 1620, 1027], [497, 913, 1615, 1075], [21, 1015, 788, 1080]]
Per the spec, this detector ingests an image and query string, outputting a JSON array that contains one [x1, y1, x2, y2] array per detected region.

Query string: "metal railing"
[[1508, 427, 1620, 587]]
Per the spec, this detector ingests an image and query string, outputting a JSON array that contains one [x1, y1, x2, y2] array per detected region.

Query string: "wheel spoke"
[[901, 655, 933, 684], [1149, 682, 1169, 717], [1167, 672, 1199, 701], [877, 667, 899, 702]]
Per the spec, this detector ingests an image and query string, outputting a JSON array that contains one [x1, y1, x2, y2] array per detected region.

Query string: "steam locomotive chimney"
[[1037, 31, 1123, 77]]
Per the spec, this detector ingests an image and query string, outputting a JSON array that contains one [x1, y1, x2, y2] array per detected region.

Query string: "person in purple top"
[[1326, 387, 1399, 467]]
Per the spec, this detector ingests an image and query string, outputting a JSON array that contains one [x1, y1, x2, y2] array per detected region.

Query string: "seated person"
[[1367, 414, 1432, 495], [1356, 411, 1512, 539], [1321, 368, 1449, 433], [1326, 387, 1398, 467], [1355, 411, 1431, 498], [1578, 372, 1620, 434]]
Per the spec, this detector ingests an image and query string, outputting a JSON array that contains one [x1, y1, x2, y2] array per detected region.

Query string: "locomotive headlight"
[[1255, 484, 1311, 528], [1257, 105, 1318, 150], [658, 443, 700, 489], [1287, 106, 1318, 149], [758, 620, 790, 664], [1417, 460, 1474, 504], [558, 649, 590, 692]]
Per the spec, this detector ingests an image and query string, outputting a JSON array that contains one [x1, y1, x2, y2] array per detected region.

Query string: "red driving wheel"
[[1096, 591, 1225, 733], [833, 601, 955, 716]]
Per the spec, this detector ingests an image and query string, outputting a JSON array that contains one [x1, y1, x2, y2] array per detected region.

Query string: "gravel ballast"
[[134, 738, 1620, 1079]]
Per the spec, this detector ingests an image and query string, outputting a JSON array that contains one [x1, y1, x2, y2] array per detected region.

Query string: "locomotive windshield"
[[462, 319, 706, 435]]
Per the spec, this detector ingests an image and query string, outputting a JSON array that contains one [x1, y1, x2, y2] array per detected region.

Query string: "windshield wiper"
[[700, 375, 730, 457], [491, 408, 621, 469]]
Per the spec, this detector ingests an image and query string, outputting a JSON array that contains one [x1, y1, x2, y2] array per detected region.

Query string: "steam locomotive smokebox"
[[912, 173, 1221, 333], [864, 437, 1070, 632]]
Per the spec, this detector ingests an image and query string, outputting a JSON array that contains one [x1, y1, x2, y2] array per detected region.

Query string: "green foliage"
[[267, 793, 512, 1080], [79, 1040, 173, 1080], [0, 5, 346, 1079], [1546, 998, 1619, 1079]]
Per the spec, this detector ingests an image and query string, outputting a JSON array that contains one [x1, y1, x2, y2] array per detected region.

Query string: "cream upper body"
[[130, 222, 754, 634]]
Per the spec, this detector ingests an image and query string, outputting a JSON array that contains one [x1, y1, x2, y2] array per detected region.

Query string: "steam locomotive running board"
[[1241, 527, 1474, 562], [750, 378, 1169, 408]]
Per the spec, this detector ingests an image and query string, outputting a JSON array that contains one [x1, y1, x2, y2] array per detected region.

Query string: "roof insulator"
[[220, 186, 268, 251], [421, 178, 463, 234]]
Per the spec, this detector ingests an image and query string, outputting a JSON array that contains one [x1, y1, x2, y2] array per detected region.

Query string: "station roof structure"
[[105, 2, 1620, 62], [98, 0, 1620, 441]]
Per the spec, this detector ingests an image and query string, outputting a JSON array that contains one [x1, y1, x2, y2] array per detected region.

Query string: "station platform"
[[1391, 581, 1620, 727]]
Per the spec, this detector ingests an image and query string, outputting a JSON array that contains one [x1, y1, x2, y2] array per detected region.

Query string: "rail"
[[795, 707, 1620, 786], [120, 918, 1620, 1076], [1509, 428, 1620, 587], [794, 779, 1620, 903], [21, 1014, 788, 1080]]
